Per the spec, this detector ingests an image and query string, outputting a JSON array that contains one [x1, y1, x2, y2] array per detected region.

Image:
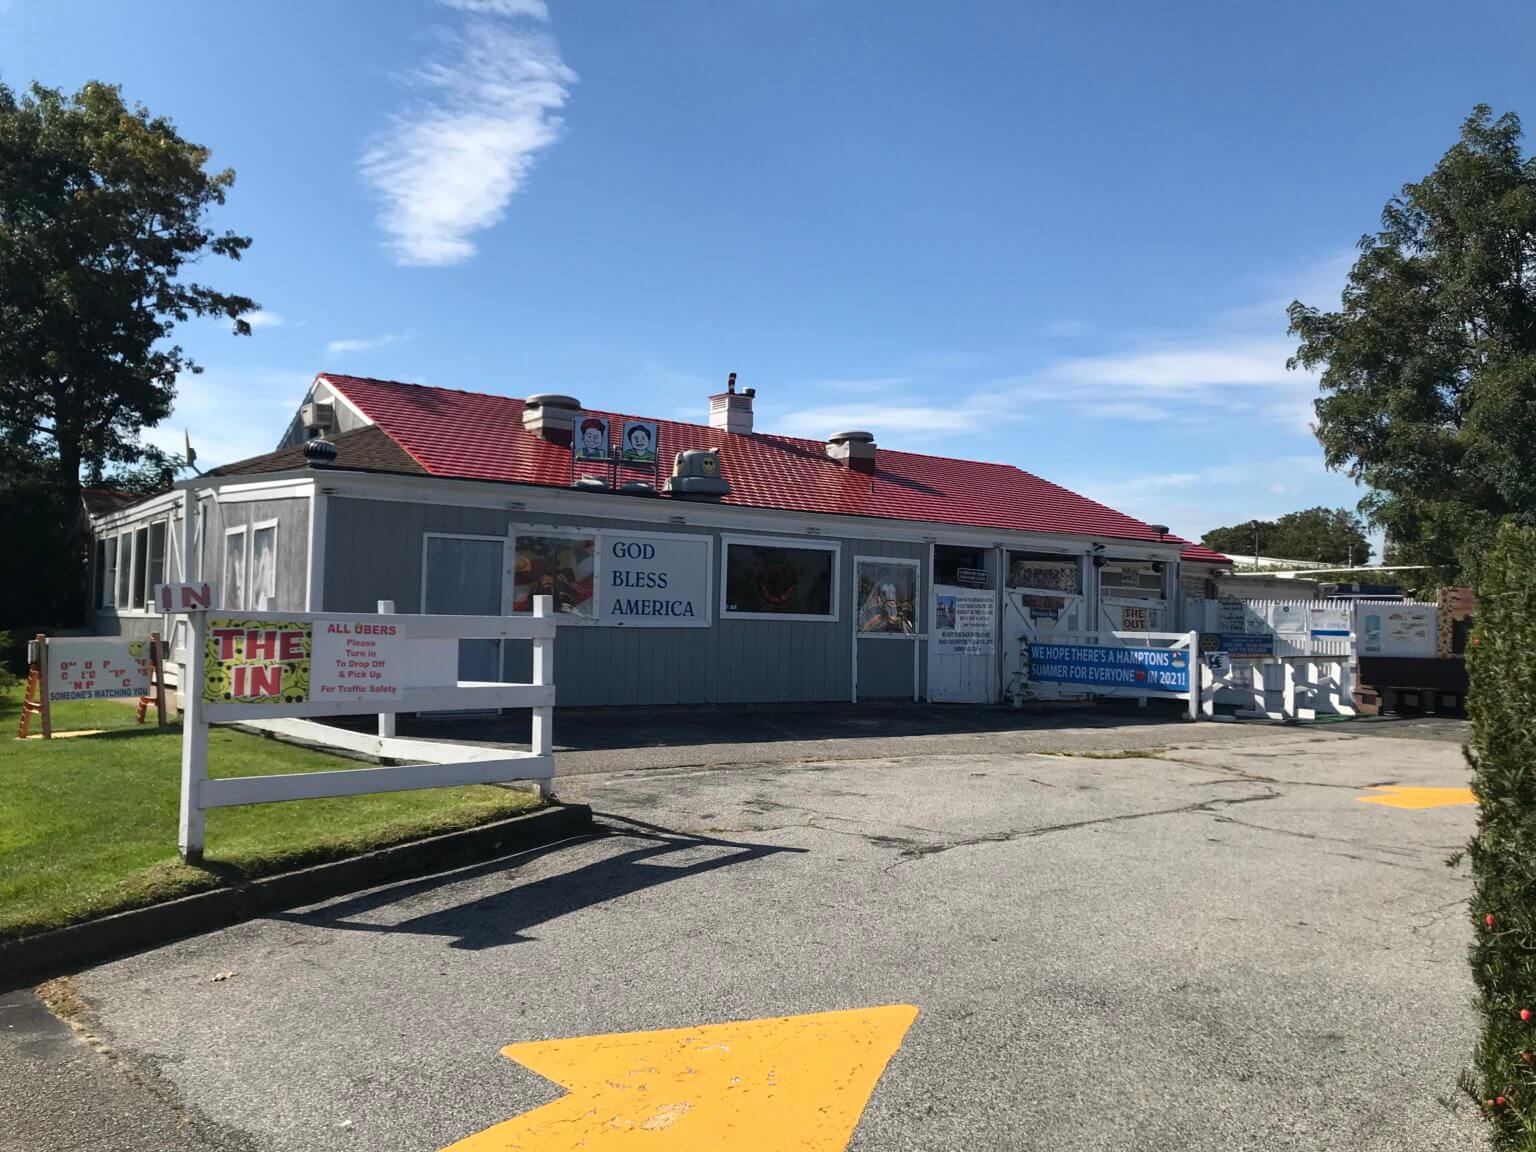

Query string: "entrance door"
[[422, 534, 506, 686], [929, 582, 997, 702]]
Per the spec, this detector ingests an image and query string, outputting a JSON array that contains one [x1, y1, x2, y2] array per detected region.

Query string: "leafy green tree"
[[1288, 105, 1536, 581], [0, 80, 255, 533], [1201, 507, 1373, 565]]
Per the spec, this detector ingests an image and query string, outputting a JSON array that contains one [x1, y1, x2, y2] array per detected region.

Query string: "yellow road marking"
[[1357, 786, 1476, 810], [441, 1004, 918, 1151]]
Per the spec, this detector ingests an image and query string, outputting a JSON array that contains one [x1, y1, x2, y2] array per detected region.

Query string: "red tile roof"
[[1177, 540, 1232, 564], [318, 373, 1202, 547]]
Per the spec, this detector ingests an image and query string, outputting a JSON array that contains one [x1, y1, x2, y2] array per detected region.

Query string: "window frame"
[[509, 526, 601, 623], [247, 518, 280, 612], [144, 519, 168, 609], [222, 525, 249, 611], [719, 534, 841, 623], [853, 555, 920, 639], [98, 536, 116, 608], [115, 530, 133, 607]]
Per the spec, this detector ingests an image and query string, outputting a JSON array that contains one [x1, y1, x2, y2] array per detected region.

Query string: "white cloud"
[[245, 310, 286, 329], [439, 0, 548, 16], [325, 332, 409, 357], [771, 392, 1022, 443], [142, 368, 312, 469], [360, 7, 575, 266]]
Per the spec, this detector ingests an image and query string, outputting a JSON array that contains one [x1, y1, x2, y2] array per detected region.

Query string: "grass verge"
[[0, 688, 538, 942]]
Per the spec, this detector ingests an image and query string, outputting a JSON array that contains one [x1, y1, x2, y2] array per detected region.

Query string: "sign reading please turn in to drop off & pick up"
[[202, 617, 405, 706]]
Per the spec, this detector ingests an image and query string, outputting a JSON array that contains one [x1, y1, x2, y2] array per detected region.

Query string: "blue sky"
[[4, 0, 1534, 544]]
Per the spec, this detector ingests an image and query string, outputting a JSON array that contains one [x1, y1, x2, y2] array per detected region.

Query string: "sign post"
[[178, 609, 210, 863]]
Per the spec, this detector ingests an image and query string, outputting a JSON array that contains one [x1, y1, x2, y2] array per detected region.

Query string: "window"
[[513, 532, 596, 617], [424, 534, 506, 684], [116, 532, 132, 607], [1099, 560, 1164, 600], [250, 521, 278, 610], [95, 539, 109, 607], [1007, 551, 1081, 594], [223, 527, 247, 610], [131, 526, 150, 609], [856, 558, 918, 635], [146, 521, 167, 607], [722, 537, 838, 620], [933, 545, 991, 588]]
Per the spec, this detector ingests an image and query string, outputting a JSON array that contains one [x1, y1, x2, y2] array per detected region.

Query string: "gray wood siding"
[[323, 496, 932, 707], [200, 496, 311, 612]]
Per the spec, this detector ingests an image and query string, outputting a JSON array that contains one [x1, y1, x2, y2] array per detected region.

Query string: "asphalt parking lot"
[[2, 713, 1483, 1151]]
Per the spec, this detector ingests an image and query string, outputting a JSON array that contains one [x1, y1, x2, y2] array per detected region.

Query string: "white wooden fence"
[[1198, 653, 1356, 722], [173, 595, 557, 862]]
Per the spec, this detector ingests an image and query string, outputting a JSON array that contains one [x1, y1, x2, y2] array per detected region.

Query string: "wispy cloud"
[[143, 368, 313, 469], [245, 309, 286, 329], [771, 393, 1021, 443], [440, 0, 549, 15], [359, 3, 575, 266], [326, 332, 410, 357]]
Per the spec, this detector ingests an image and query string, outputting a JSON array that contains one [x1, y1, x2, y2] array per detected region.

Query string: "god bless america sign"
[[599, 533, 711, 626]]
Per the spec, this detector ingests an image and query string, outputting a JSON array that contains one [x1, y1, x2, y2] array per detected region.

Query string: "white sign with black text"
[[599, 532, 712, 627]]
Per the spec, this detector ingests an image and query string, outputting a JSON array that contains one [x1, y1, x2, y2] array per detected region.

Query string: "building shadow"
[[269, 815, 802, 951]]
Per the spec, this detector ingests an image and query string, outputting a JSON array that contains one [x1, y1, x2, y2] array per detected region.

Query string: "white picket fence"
[[1198, 654, 1357, 722], [172, 596, 557, 862]]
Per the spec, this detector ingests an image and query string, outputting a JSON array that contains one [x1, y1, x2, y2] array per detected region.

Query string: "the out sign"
[[599, 533, 710, 627]]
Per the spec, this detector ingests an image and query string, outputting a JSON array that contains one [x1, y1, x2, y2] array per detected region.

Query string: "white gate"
[[1002, 584, 1089, 703]]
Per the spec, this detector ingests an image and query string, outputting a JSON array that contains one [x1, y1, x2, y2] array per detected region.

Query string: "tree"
[[1201, 507, 1373, 565], [1288, 105, 1536, 582], [0, 80, 255, 533]]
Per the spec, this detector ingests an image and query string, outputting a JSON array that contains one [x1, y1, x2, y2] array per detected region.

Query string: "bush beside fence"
[[1462, 523, 1536, 1147]]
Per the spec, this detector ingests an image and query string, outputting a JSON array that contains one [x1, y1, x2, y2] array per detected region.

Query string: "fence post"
[[1186, 630, 1199, 721], [377, 600, 397, 740], [179, 610, 209, 863], [531, 594, 555, 799]]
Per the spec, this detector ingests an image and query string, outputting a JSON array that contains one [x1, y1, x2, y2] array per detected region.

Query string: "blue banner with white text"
[[1027, 643, 1190, 693]]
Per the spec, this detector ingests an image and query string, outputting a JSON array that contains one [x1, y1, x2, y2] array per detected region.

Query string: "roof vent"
[[304, 438, 338, 469], [523, 393, 582, 446], [826, 429, 876, 474], [572, 475, 608, 492], [708, 372, 755, 435], [665, 448, 730, 500], [618, 480, 658, 497], [300, 401, 335, 439]]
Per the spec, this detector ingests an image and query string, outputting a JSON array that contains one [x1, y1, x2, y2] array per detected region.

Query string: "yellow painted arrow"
[[441, 1004, 918, 1151], [1357, 785, 1476, 810]]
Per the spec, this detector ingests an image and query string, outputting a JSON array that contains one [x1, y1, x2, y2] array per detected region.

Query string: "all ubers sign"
[[203, 617, 405, 707], [599, 533, 711, 626]]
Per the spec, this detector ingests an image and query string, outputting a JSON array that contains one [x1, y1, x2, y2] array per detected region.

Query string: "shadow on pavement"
[[379, 700, 1196, 752], [270, 815, 802, 951]]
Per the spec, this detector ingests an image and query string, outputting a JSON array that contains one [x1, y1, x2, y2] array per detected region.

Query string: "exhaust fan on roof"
[[300, 401, 335, 439], [665, 449, 729, 499]]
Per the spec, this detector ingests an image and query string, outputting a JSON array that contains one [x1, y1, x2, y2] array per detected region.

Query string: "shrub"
[[1463, 523, 1536, 1147]]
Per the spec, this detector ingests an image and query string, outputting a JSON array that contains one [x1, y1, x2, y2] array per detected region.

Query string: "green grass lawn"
[[0, 687, 539, 942]]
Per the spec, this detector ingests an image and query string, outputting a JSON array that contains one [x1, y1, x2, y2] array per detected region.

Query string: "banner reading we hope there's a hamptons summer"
[[1027, 642, 1191, 694], [202, 617, 405, 708]]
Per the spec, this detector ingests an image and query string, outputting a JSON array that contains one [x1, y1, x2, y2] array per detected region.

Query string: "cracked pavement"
[[7, 714, 1482, 1151]]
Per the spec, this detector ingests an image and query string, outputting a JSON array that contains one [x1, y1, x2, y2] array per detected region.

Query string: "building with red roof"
[[85, 372, 1229, 708]]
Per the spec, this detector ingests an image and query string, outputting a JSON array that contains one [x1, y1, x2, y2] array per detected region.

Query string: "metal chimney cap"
[[827, 429, 875, 444], [304, 438, 338, 468], [526, 393, 582, 410]]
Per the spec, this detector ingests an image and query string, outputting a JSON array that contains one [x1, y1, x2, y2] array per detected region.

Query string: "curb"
[[0, 803, 596, 993]]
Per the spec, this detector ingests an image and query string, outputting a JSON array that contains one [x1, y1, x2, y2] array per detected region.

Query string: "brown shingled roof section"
[[207, 425, 427, 477]]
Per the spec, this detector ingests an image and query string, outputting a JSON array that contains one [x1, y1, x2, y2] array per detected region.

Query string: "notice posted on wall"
[[47, 638, 153, 701], [934, 589, 995, 655], [311, 619, 405, 702]]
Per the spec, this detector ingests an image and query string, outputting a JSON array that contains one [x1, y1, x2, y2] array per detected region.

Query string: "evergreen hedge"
[[1463, 523, 1536, 1147]]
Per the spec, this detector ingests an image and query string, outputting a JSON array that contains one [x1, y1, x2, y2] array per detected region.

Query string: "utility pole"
[[1251, 520, 1260, 572]]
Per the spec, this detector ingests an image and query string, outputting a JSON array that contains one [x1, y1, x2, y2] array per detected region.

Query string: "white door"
[[1002, 588, 1088, 702], [929, 583, 997, 703], [423, 535, 506, 685]]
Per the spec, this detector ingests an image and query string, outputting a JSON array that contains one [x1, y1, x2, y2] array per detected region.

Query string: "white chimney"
[[826, 429, 876, 473], [522, 393, 582, 446], [708, 372, 754, 435]]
